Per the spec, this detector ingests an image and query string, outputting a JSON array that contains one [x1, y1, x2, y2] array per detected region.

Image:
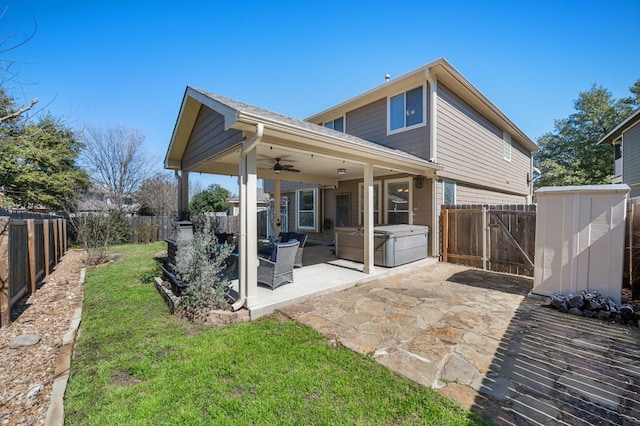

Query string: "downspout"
[[424, 69, 437, 163], [425, 69, 439, 257], [232, 123, 264, 312]]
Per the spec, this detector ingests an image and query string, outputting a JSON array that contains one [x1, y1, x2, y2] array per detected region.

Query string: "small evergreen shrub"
[[174, 219, 234, 321]]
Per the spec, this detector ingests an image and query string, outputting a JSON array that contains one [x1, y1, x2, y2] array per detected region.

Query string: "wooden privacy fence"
[[124, 216, 174, 243], [441, 204, 537, 277], [0, 215, 67, 327]]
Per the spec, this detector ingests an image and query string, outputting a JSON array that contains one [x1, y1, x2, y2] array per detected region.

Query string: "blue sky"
[[3, 1, 639, 194]]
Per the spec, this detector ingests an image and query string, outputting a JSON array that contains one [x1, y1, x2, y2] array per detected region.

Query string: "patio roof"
[[164, 87, 442, 187]]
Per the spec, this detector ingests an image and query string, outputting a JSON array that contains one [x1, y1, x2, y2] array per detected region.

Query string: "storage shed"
[[532, 184, 629, 303]]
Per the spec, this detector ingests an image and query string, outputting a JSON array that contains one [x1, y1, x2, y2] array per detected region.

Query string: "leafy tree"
[[535, 81, 639, 187], [0, 114, 89, 209], [189, 184, 231, 216], [135, 173, 178, 216]]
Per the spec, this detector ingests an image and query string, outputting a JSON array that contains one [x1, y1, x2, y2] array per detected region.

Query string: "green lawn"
[[65, 242, 491, 425]]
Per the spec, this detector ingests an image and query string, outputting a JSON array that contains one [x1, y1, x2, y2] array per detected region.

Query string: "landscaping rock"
[[568, 293, 584, 309], [542, 290, 639, 327], [9, 335, 41, 349], [568, 307, 583, 316], [26, 384, 43, 398]]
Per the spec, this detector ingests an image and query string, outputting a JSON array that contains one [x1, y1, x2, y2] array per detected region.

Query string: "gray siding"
[[436, 84, 531, 196], [263, 181, 320, 193], [344, 95, 431, 160], [623, 121, 640, 189], [182, 107, 243, 170]]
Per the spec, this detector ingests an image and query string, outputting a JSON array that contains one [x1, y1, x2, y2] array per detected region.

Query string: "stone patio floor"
[[280, 261, 640, 425]]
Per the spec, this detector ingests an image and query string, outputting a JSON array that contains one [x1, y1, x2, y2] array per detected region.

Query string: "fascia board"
[[234, 112, 442, 174]]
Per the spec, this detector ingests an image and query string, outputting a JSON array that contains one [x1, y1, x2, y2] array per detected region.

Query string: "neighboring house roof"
[[597, 108, 640, 145], [228, 187, 270, 205], [306, 57, 539, 153], [78, 186, 139, 213]]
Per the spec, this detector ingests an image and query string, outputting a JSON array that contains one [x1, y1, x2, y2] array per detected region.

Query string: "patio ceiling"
[[165, 88, 442, 187]]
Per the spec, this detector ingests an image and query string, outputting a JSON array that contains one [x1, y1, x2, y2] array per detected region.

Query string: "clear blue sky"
[[3, 0, 639, 194]]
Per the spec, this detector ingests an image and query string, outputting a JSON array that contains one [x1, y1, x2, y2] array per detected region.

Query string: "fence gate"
[[441, 205, 536, 277]]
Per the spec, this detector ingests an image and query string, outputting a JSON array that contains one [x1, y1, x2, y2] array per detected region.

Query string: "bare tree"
[[135, 173, 178, 216], [81, 124, 152, 214], [0, 7, 39, 123]]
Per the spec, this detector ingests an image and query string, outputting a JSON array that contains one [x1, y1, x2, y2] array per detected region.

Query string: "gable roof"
[[165, 87, 443, 181], [306, 57, 539, 153], [597, 108, 640, 145]]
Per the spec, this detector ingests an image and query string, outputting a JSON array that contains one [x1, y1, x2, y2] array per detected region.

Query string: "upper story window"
[[388, 86, 424, 133], [503, 132, 512, 162], [324, 116, 344, 132]]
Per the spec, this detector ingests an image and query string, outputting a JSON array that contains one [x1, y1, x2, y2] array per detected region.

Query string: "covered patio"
[[164, 88, 441, 316], [238, 243, 438, 318]]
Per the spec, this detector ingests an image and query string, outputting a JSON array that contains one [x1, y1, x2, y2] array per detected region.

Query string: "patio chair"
[[257, 240, 299, 290], [287, 232, 308, 268]]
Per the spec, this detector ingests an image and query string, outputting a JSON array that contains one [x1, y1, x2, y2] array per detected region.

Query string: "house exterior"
[[164, 57, 537, 312], [597, 108, 640, 198], [76, 185, 139, 216], [265, 59, 539, 253]]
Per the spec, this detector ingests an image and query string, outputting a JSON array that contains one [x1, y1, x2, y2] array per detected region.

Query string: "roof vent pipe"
[[385, 74, 390, 83]]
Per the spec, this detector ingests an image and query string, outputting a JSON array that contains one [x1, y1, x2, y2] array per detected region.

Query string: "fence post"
[[0, 217, 9, 327], [442, 208, 449, 262], [43, 219, 50, 276], [62, 219, 67, 252], [482, 206, 487, 270], [57, 219, 63, 259], [27, 219, 36, 294], [53, 219, 59, 262]]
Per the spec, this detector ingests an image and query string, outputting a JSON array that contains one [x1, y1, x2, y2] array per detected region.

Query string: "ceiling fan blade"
[[285, 168, 300, 173]]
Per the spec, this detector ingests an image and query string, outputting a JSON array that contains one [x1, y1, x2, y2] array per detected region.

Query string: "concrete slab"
[[245, 244, 438, 318]]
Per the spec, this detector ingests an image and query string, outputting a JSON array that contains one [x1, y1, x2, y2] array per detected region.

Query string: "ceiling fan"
[[273, 158, 300, 174]]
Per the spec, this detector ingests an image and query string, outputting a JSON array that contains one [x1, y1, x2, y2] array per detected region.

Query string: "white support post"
[[363, 163, 374, 274], [245, 148, 258, 307]]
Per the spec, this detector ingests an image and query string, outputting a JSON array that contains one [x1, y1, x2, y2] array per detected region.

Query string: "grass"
[[65, 242, 491, 425]]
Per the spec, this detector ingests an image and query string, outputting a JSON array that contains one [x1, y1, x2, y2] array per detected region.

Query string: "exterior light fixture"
[[337, 168, 346, 175], [414, 175, 425, 189]]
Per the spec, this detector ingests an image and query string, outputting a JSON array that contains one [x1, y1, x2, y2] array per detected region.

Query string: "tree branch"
[[0, 97, 38, 123]]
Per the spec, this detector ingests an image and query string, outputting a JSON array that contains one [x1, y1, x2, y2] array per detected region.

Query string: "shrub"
[[72, 213, 130, 265], [174, 219, 234, 321]]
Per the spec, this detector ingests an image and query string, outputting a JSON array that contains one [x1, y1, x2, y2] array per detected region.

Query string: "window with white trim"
[[389, 86, 424, 133], [443, 181, 456, 205], [385, 178, 412, 224], [503, 132, 512, 162], [358, 181, 381, 225], [324, 116, 344, 132], [297, 188, 317, 231]]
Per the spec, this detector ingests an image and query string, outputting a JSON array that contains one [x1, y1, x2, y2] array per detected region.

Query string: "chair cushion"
[[270, 240, 298, 262], [278, 232, 290, 242]]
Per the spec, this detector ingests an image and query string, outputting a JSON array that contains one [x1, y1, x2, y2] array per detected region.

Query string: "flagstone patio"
[[280, 261, 640, 425]]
